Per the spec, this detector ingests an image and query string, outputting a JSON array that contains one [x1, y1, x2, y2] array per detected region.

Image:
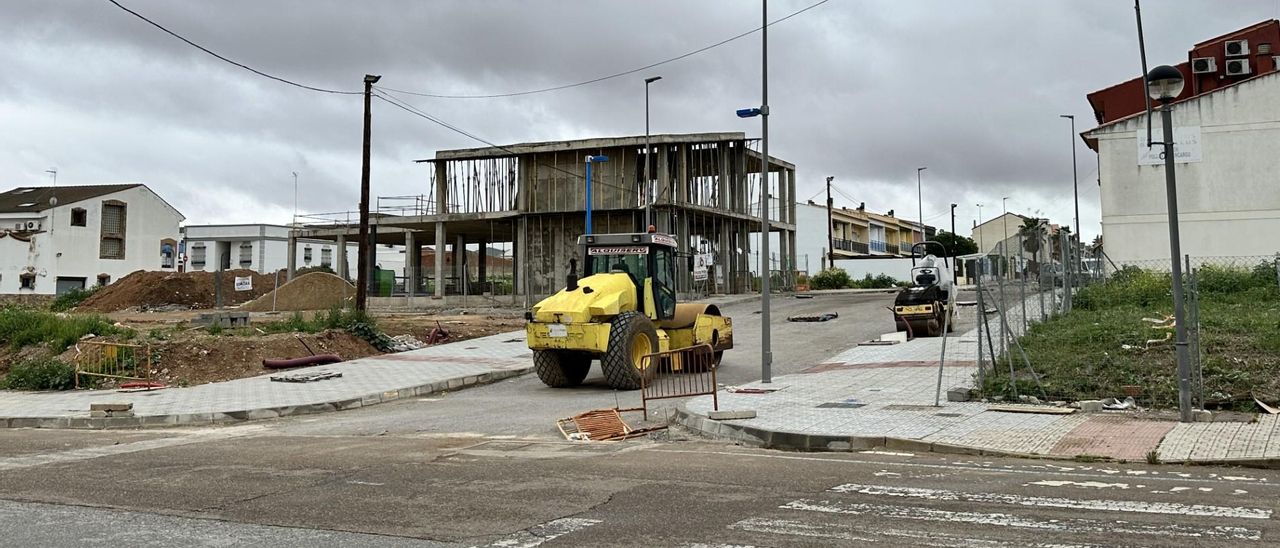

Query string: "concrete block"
[[879, 331, 908, 343], [824, 440, 853, 451], [770, 431, 812, 450], [1078, 400, 1104, 413], [849, 436, 886, 450], [446, 378, 465, 390], [885, 437, 931, 453], [139, 415, 179, 427], [708, 409, 757, 420], [946, 387, 972, 402], [90, 402, 133, 412], [931, 442, 984, 456], [8, 418, 39, 428], [333, 398, 363, 411], [738, 426, 771, 446], [360, 395, 383, 406], [1194, 410, 1213, 422], [90, 410, 109, 418]]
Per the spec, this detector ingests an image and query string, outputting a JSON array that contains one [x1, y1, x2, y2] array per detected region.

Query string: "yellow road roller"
[[525, 231, 733, 389]]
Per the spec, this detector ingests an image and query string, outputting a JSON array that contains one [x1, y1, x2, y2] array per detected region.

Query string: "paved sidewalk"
[[0, 330, 531, 429], [679, 292, 1280, 465]]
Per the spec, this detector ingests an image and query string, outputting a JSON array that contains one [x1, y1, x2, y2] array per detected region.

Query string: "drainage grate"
[[935, 412, 963, 417], [816, 402, 866, 409]]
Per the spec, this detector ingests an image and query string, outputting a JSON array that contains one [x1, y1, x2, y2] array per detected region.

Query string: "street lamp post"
[[1001, 196, 1010, 276], [1147, 65, 1194, 422], [584, 155, 609, 235], [734, 0, 772, 383], [355, 73, 380, 313], [644, 76, 662, 229], [1059, 115, 1082, 247], [916, 167, 927, 246]]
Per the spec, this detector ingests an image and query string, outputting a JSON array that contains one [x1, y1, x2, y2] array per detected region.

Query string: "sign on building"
[[234, 276, 253, 291], [1137, 126, 1201, 165], [693, 253, 713, 282]]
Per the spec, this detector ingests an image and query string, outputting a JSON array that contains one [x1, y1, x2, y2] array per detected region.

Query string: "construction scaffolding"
[[289, 132, 797, 308]]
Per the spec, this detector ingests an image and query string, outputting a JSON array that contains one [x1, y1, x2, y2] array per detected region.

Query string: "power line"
[[106, 0, 361, 95], [377, 0, 831, 100]]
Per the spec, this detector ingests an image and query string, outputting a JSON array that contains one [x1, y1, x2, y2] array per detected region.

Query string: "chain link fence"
[[971, 225, 1280, 409]]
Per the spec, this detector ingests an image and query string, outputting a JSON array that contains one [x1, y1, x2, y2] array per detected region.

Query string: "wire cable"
[[106, 0, 362, 95], [377, 0, 831, 99]]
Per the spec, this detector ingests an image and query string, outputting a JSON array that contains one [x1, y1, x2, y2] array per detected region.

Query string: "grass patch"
[[257, 308, 395, 351], [49, 286, 100, 312], [0, 306, 126, 352], [0, 358, 79, 390], [984, 263, 1280, 410]]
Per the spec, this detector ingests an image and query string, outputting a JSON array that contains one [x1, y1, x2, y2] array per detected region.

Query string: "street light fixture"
[[1059, 115, 1082, 245], [916, 167, 927, 245], [1147, 64, 1193, 422], [643, 76, 662, 229], [735, 0, 771, 384], [584, 155, 609, 235]]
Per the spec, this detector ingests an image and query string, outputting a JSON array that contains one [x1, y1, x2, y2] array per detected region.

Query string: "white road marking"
[[829, 483, 1272, 519], [860, 450, 915, 457], [1027, 480, 1130, 490], [472, 517, 601, 548], [730, 517, 1103, 548], [780, 499, 1261, 540], [648, 449, 1280, 487], [874, 470, 902, 477], [1223, 475, 1267, 482], [346, 481, 385, 486], [1234, 489, 1249, 495], [0, 425, 269, 471]]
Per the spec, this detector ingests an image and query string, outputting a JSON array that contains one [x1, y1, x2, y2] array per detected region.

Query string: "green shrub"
[[50, 287, 99, 312], [1073, 267, 1170, 310], [0, 307, 121, 352], [810, 268, 851, 290], [850, 273, 901, 289], [1197, 263, 1276, 294], [1, 359, 78, 390]]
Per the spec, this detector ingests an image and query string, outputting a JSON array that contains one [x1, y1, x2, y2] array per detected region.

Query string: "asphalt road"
[[0, 425, 1275, 547], [272, 290, 932, 438]]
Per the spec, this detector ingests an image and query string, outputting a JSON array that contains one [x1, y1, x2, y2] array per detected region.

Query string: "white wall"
[[183, 224, 354, 276], [794, 202, 829, 275], [0, 185, 182, 295], [1089, 72, 1280, 265], [833, 257, 919, 282]]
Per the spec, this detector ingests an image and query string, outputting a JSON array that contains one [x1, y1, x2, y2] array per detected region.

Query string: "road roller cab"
[[893, 241, 956, 337], [525, 231, 733, 390]]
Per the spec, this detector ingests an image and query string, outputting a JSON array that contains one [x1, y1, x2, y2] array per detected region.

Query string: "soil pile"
[[240, 272, 356, 312], [78, 270, 278, 312]]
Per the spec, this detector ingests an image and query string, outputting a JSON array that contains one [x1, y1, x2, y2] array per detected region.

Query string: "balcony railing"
[[832, 238, 869, 254], [870, 240, 887, 253], [886, 243, 899, 255]]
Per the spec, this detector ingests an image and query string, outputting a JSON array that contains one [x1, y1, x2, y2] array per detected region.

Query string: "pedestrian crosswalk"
[[713, 478, 1274, 547]]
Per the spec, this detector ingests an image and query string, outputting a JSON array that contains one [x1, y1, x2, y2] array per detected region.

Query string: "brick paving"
[[681, 288, 1280, 464], [0, 330, 531, 428]]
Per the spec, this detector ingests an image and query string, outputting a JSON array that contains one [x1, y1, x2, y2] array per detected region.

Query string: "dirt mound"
[[78, 270, 278, 312], [240, 272, 356, 312]]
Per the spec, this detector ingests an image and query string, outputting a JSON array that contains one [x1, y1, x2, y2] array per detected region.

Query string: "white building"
[[1084, 70, 1280, 265], [181, 224, 355, 278], [0, 184, 183, 295], [970, 212, 1035, 255]]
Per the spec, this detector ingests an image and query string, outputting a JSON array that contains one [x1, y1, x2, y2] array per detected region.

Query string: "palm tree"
[[1018, 217, 1048, 276]]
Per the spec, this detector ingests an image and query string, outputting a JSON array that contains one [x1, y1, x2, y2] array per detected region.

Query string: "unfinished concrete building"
[[289, 132, 797, 307]]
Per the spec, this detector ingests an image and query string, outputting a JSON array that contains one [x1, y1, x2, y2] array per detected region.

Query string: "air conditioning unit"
[[1226, 58, 1252, 76], [13, 223, 22, 231], [24, 221, 40, 231], [1225, 39, 1249, 57], [1191, 57, 1217, 74]]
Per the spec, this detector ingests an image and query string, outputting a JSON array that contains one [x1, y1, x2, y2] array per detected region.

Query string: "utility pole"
[[825, 176, 834, 270], [916, 167, 927, 246], [950, 203, 957, 283], [292, 171, 299, 226], [356, 74, 381, 312], [644, 76, 662, 229]]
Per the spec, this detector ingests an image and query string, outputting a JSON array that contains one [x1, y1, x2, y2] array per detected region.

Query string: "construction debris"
[[269, 370, 343, 383], [240, 272, 355, 312], [78, 269, 276, 312], [725, 385, 784, 394], [424, 321, 451, 345], [555, 408, 665, 441], [1101, 396, 1138, 410], [389, 334, 425, 352], [787, 312, 839, 322]]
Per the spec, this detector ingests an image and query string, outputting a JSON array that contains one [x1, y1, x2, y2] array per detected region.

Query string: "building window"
[[97, 273, 111, 286], [99, 200, 127, 259], [70, 208, 87, 227], [239, 242, 253, 267], [191, 244, 206, 268], [303, 246, 313, 264], [160, 239, 176, 269], [321, 248, 332, 268], [19, 271, 35, 290]]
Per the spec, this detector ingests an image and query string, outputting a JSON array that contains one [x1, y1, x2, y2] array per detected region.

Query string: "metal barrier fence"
[[72, 341, 153, 388], [638, 344, 719, 420]]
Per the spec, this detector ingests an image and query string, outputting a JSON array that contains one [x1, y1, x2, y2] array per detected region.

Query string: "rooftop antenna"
[[1135, 0, 1155, 147], [45, 168, 57, 235]]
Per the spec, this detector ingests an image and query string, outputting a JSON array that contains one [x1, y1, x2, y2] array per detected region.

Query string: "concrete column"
[[515, 217, 527, 303], [336, 234, 348, 280], [717, 141, 730, 210], [404, 231, 416, 297], [477, 237, 487, 289], [454, 234, 465, 295], [434, 221, 446, 297], [718, 224, 731, 294], [676, 144, 688, 205], [676, 211, 690, 293], [286, 232, 297, 281], [434, 162, 448, 214]]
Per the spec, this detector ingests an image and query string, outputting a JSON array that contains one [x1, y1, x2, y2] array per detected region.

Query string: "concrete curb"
[[0, 367, 530, 430], [675, 407, 1280, 468]]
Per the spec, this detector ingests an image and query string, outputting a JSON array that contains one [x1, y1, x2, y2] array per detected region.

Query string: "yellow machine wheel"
[[534, 350, 592, 388], [601, 311, 658, 390]]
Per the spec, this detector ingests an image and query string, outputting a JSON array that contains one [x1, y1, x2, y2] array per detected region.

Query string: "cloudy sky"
[[4, 0, 1278, 241]]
